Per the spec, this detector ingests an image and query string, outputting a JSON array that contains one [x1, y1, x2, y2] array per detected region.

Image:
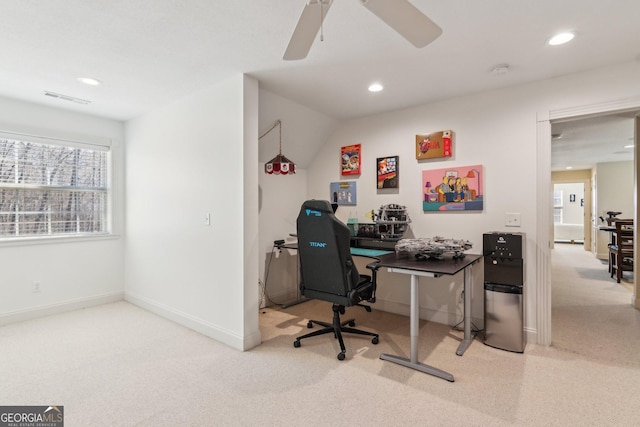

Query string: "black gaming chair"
[[293, 200, 379, 360]]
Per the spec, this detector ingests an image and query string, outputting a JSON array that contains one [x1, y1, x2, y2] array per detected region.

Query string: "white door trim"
[[537, 97, 640, 345]]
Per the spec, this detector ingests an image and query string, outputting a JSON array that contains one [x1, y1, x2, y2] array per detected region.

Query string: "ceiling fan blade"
[[284, 0, 334, 61], [360, 0, 442, 48]]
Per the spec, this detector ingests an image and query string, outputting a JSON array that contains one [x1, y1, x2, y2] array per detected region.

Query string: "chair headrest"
[[301, 200, 334, 215]]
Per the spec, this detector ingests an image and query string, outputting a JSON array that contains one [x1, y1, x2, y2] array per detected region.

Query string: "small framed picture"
[[570, 194, 576, 202], [416, 130, 453, 160], [376, 156, 399, 189], [341, 144, 361, 175], [330, 181, 357, 205]]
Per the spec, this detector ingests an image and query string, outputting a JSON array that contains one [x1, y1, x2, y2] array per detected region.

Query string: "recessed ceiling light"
[[624, 144, 635, 149], [77, 77, 102, 86], [548, 32, 575, 46], [565, 166, 573, 170], [368, 83, 383, 92]]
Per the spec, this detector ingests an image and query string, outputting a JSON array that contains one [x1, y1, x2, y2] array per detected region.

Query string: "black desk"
[[350, 236, 397, 251], [369, 252, 483, 382]]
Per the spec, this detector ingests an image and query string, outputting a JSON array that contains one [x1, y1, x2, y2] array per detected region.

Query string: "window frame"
[[553, 189, 563, 224], [0, 130, 113, 242]]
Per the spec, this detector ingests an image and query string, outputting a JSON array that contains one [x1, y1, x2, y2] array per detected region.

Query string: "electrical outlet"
[[32, 281, 41, 293]]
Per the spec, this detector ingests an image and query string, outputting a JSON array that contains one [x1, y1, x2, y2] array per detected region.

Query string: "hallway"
[[551, 243, 638, 367]]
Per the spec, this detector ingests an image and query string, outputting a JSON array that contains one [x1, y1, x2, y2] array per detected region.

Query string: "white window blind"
[[0, 136, 109, 238]]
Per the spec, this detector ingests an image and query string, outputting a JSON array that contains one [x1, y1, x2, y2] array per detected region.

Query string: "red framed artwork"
[[341, 144, 361, 175]]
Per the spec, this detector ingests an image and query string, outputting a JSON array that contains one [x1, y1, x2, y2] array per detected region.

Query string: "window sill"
[[0, 233, 121, 247]]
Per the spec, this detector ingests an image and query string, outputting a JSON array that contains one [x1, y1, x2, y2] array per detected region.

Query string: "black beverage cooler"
[[483, 232, 525, 353]]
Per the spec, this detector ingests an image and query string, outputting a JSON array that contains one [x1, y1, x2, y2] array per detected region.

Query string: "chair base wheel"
[[294, 304, 379, 361]]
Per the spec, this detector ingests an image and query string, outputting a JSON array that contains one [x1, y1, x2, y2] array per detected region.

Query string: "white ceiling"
[[1, 0, 639, 167], [551, 112, 637, 172]]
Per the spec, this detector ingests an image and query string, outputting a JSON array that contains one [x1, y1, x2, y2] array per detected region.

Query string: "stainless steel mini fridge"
[[484, 283, 525, 352]]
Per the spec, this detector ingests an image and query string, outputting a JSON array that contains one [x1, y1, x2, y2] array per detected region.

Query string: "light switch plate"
[[505, 212, 521, 227]]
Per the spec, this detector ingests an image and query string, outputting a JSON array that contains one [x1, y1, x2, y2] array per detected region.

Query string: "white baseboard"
[[0, 292, 124, 326], [125, 292, 256, 351], [526, 327, 538, 348]]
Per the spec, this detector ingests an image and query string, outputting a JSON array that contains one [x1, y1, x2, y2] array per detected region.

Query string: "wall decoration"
[[416, 130, 453, 160], [376, 156, 399, 189], [330, 181, 357, 205], [422, 164, 483, 211], [341, 144, 361, 175]]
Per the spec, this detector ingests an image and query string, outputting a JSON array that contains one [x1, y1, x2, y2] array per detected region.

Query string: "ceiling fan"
[[283, 0, 442, 60]]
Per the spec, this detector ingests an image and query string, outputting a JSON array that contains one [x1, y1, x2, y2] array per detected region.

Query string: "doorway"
[[536, 99, 640, 346], [552, 182, 585, 245], [544, 108, 638, 350]]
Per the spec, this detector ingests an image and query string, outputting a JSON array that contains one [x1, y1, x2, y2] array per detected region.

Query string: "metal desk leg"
[[456, 264, 476, 356], [380, 273, 455, 382]]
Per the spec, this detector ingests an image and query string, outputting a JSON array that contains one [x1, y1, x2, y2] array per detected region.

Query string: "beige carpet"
[[1, 249, 639, 426], [551, 243, 639, 368]]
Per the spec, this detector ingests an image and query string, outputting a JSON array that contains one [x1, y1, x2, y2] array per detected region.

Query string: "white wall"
[[306, 61, 640, 341], [551, 169, 592, 250], [257, 89, 338, 306], [0, 96, 125, 324], [557, 183, 584, 225], [554, 182, 585, 242], [258, 89, 339, 170], [124, 75, 260, 350], [258, 168, 308, 305], [594, 160, 634, 258]]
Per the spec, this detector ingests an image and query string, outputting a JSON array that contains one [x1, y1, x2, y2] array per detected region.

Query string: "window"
[[553, 190, 563, 224], [0, 136, 109, 238]]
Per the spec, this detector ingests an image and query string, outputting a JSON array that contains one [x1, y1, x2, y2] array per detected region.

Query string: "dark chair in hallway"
[[609, 219, 634, 283]]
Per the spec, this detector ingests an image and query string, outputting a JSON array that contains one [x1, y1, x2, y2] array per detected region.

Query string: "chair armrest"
[[357, 274, 372, 284], [365, 261, 381, 303]]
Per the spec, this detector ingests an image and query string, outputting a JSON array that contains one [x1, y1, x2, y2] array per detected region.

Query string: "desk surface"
[[371, 252, 483, 276], [281, 243, 391, 258], [350, 247, 393, 257]]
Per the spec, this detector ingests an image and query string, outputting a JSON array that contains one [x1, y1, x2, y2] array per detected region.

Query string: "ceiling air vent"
[[43, 91, 91, 105]]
